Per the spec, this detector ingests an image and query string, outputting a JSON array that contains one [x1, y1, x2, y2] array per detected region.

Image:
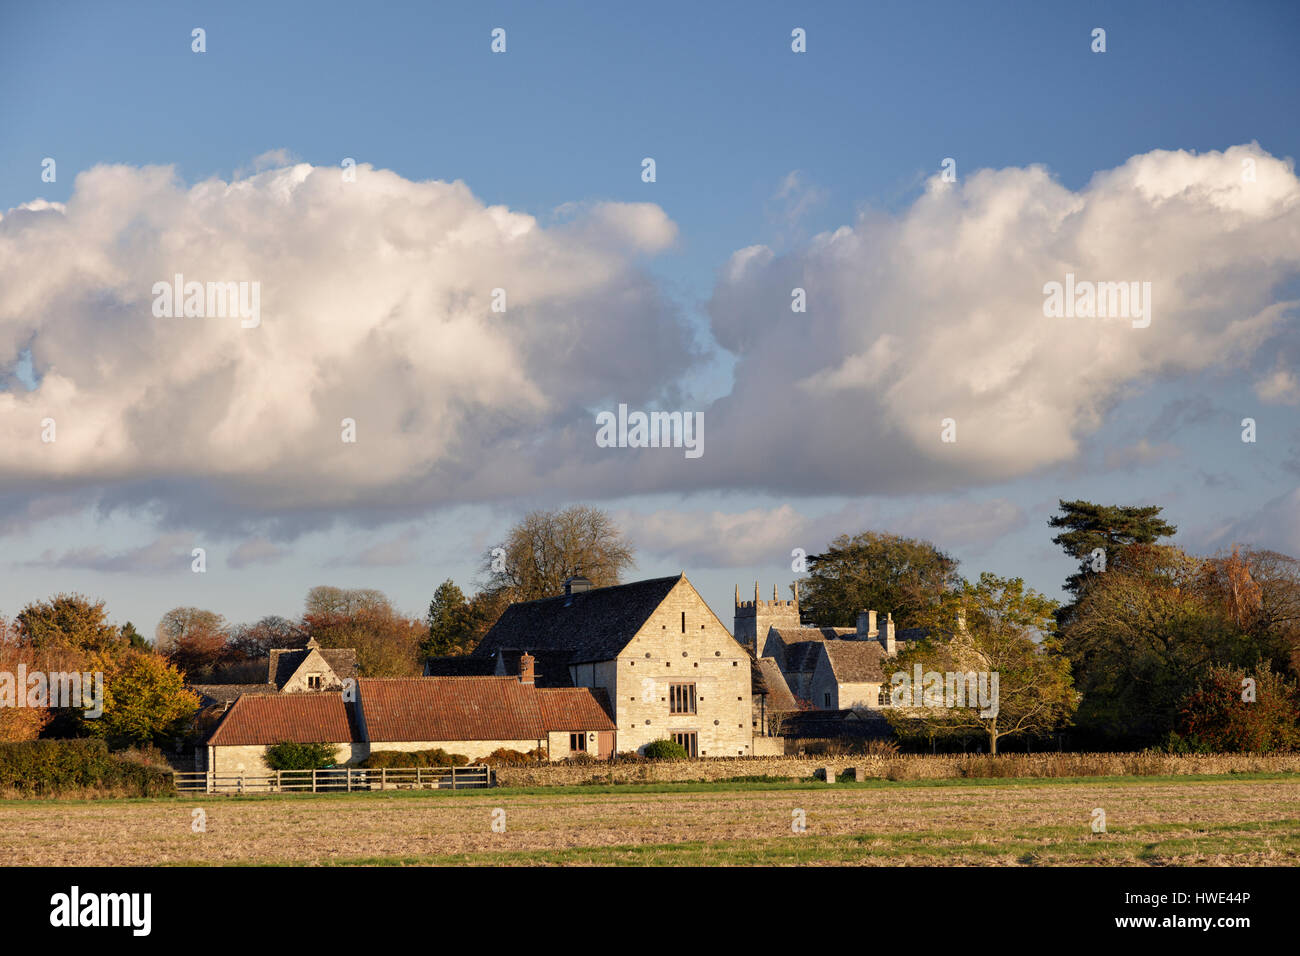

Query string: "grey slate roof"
[[190, 683, 276, 707], [768, 627, 853, 670], [423, 656, 497, 677], [752, 657, 799, 712], [488, 649, 576, 688], [268, 646, 357, 688], [822, 641, 889, 683], [474, 575, 683, 665], [784, 641, 830, 675], [771, 626, 854, 643], [424, 650, 576, 688]]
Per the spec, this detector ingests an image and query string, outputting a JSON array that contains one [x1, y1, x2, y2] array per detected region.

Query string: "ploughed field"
[[3, 775, 1297, 866]]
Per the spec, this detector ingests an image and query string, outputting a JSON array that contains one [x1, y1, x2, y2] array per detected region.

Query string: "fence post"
[[381, 768, 387, 790], [347, 767, 353, 793], [276, 770, 282, 793], [312, 769, 318, 793]]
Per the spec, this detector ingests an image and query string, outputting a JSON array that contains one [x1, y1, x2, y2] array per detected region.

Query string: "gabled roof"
[[424, 650, 576, 686], [423, 656, 497, 678], [268, 645, 357, 689], [767, 627, 853, 671], [359, 677, 544, 741], [536, 687, 615, 731], [822, 641, 889, 683], [752, 657, 799, 712], [490, 649, 576, 688], [190, 683, 276, 707], [474, 575, 683, 665], [207, 693, 358, 746], [784, 641, 830, 674], [357, 677, 615, 742]]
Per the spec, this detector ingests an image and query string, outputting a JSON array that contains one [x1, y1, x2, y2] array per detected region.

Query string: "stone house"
[[470, 574, 753, 757], [204, 692, 365, 775], [191, 636, 357, 709], [740, 586, 920, 715], [205, 654, 616, 774], [809, 641, 892, 710], [268, 639, 356, 693]]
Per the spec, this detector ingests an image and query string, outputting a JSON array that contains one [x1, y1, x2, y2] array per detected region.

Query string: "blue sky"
[[1, 0, 1299, 637]]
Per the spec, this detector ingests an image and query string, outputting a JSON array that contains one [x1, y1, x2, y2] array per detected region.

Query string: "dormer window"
[[307, 673, 323, 690]]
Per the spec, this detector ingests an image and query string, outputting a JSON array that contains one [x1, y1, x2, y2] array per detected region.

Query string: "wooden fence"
[[172, 765, 494, 794]]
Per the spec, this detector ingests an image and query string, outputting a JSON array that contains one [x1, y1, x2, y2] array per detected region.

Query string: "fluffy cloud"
[[701, 144, 1300, 495], [0, 161, 692, 530], [2, 146, 1298, 537]]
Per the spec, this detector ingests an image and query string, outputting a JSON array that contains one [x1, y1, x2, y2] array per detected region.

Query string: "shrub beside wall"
[[264, 742, 339, 771], [359, 748, 469, 769], [0, 739, 174, 797]]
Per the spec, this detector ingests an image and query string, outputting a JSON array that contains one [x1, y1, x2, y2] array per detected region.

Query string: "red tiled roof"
[[207, 693, 356, 746], [359, 677, 547, 742], [358, 677, 618, 742], [536, 687, 615, 731]]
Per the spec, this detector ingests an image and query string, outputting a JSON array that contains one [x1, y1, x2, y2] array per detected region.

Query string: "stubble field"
[[2, 774, 1297, 866]]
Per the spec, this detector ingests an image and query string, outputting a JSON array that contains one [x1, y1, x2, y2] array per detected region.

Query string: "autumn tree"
[[303, 587, 423, 677], [1174, 662, 1300, 753], [885, 573, 1076, 754], [86, 652, 199, 746], [480, 505, 635, 603], [304, 586, 390, 620], [1198, 547, 1300, 676], [155, 607, 227, 651], [798, 531, 959, 629], [1060, 544, 1246, 746], [119, 622, 149, 651], [15, 594, 125, 655], [217, 615, 306, 680], [157, 608, 230, 680], [0, 619, 52, 741]]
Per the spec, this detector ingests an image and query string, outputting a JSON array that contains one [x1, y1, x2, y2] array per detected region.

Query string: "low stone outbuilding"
[[356, 667, 617, 762], [204, 654, 617, 773], [205, 693, 364, 774]]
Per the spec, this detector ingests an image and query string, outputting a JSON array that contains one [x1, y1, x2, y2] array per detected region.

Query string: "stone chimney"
[[882, 612, 896, 655], [856, 610, 878, 640], [519, 652, 535, 686], [563, 573, 593, 605]]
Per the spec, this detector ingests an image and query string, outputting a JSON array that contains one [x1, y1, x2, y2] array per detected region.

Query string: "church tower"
[[733, 582, 802, 655]]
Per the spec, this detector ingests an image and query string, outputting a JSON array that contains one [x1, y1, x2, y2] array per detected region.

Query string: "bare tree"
[[480, 505, 635, 602]]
